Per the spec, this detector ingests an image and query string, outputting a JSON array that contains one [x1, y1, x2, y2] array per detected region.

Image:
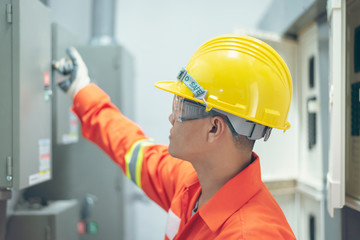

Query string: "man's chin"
[[168, 147, 184, 160], [168, 146, 176, 158]]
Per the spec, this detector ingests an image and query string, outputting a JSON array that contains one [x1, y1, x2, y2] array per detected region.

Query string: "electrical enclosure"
[[6, 200, 79, 240], [26, 45, 134, 240], [346, 0, 360, 202], [0, 0, 52, 190]]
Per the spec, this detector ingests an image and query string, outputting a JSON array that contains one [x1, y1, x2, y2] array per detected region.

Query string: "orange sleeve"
[[72, 84, 190, 211]]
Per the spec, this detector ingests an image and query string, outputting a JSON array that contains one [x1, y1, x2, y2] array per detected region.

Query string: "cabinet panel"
[[0, 0, 52, 190]]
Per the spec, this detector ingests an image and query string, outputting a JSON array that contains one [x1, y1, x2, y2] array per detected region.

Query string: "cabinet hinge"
[[6, 4, 12, 23], [6, 156, 13, 182]]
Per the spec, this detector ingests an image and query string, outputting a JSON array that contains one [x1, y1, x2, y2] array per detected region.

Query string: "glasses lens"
[[172, 96, 176, 121], [172, 95, 184, 122], [180, 99, 216, 121], [172, 95, 239, 135], [172, 96, 215, 122]]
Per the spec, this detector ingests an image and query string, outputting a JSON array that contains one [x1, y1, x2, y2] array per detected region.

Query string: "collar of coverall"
[[184, 152, 262, 232]]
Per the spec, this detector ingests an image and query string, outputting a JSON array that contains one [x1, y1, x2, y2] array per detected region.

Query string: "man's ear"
[[207, 116, 227, 143]]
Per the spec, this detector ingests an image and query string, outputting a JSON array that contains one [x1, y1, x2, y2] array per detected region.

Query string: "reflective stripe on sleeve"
[[125, 139, 154, 188]]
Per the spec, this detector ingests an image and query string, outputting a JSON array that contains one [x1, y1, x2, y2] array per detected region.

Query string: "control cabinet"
[[0, 0, 52, 190], [26, 45, 133, 240], [6, 200, 79, 240], [346, 0, 360, 201]]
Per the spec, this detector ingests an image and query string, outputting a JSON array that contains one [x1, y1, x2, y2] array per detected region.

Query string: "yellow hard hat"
[[155, 34, 292, 131]]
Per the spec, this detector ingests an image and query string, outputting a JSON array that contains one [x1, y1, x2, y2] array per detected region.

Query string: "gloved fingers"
[[58, 78, 72, 92], [66, 47, 78, 66], [52, 58, 74, 75], [66, 47, 88, 71], [53, 46, 91, 98]]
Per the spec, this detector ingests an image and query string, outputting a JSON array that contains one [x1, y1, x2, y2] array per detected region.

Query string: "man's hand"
[[52, 47, 90, 99]]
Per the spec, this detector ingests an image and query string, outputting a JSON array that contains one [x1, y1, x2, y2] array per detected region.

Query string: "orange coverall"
[[73, 84, 296, 240]]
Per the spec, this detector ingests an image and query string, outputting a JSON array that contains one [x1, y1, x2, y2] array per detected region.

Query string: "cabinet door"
[[298, 23, 323, 190], [326, 0, 346, 217]]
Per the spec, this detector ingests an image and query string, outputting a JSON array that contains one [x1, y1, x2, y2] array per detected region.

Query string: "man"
[[54, 34, 295, 239]]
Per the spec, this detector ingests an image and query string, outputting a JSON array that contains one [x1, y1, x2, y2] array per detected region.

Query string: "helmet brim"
[[155, 80, 204, 104]]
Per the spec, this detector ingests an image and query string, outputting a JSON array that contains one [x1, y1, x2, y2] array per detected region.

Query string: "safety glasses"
[[172, 95, 214, 122], [172, 95, 239, 136]]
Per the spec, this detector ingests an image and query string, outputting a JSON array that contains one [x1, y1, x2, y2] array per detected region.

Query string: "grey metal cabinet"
[[0, 0, 52, 190]]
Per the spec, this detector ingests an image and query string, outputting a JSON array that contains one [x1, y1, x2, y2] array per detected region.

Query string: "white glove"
[[53, 47, 90, 99]]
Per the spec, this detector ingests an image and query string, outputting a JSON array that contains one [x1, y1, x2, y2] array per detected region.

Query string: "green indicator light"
[[44, 94, 50, 102], [86, 221, 98, 234]]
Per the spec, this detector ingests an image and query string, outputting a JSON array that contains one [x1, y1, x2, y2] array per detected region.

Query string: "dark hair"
[[215, 114, 255, 152], [232, 134, 255, 152]]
